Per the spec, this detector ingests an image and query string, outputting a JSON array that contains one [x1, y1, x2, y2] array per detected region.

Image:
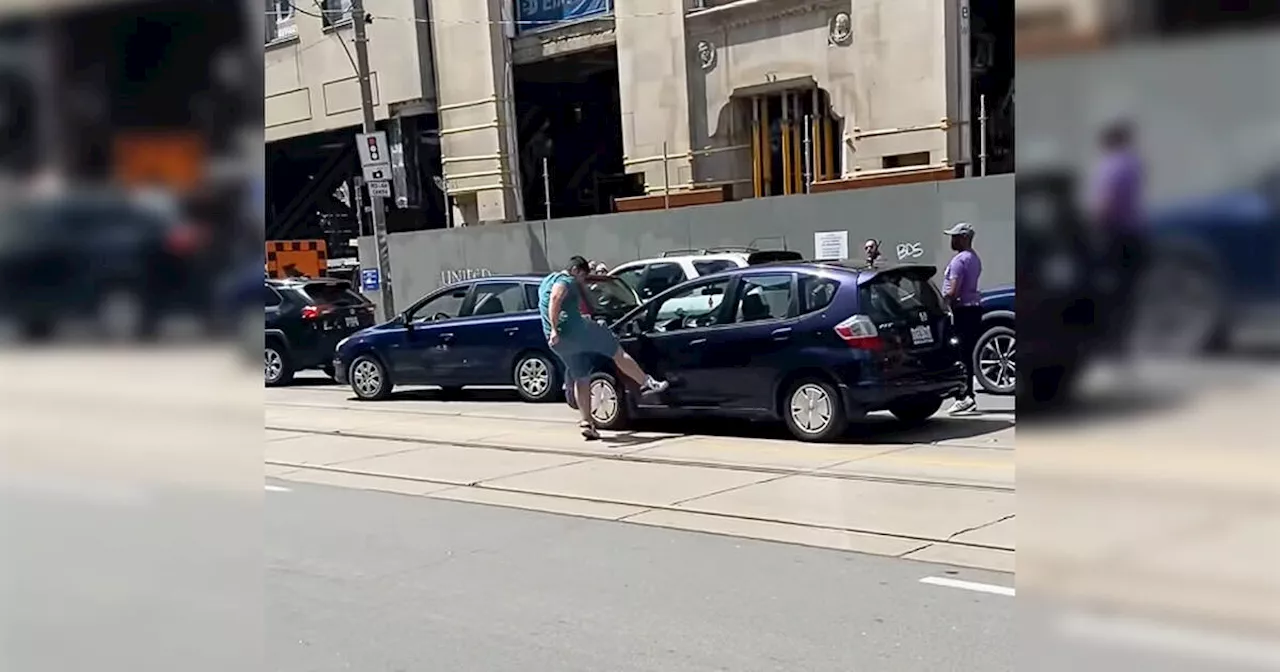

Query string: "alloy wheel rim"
[[978, 334, 1016, 392], [352, 360, 381, 396], [590, 380, 618, 423], [789, 384, 832, 433], [264, 348, 282, 382], [518, 358, 549, 396]]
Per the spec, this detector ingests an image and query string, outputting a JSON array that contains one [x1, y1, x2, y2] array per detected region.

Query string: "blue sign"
[[360, 268, 381, 292], [515, 0, 610, 33]]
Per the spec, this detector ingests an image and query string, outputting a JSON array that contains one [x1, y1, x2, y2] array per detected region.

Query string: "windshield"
[[302, 281, 367, 307], [583, 276, 639, 314], [859, 270, 946, 323]]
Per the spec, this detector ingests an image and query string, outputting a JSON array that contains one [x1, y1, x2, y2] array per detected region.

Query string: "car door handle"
[[771, 328, 792, 340], [439, 333, 454, 341], [689, 338, 707, 346], [504, 327, 519, 335]]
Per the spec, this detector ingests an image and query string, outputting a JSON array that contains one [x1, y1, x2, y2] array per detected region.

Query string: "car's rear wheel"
[[974, 325, 1016, 395], [888, 397, 944, 425], [587, 372, 631, 431], [513, 351, 559, 403], [265, 341, 293, 387], [350, 354, 393, 400], [782, 378, 848, 442]]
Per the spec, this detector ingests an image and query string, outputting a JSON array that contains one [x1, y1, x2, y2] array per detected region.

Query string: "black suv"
[[264, 278, 376, 386]]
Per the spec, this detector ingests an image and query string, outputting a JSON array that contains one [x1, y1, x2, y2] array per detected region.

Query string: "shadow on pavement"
[[638, 414, 1014, 446]]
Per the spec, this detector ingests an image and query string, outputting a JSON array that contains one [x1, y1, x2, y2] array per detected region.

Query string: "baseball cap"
[[944, 222, 975, 237]]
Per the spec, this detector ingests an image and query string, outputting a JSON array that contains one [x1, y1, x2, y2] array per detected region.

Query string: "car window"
[[638, 263, 687, 300], [612, 265, 645, 293], [732, 274, 793, 323], [409, 285, 470, 323], [524, 284, 540, 310], [466, 282, 526, 316], [302, 281, 367, 307], [692, 259, 738, 276], [799, 274, 839, 313], [582, 276, 640, 315], [649, 278, 731, 332], [265, 285, 282, 307], [859, 271, 947, 323]]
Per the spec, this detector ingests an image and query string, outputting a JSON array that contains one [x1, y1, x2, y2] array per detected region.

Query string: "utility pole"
[[351, 0, 396, 320]]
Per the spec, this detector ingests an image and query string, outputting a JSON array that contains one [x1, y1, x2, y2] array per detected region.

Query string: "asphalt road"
[[267, 480, 1015, 672]]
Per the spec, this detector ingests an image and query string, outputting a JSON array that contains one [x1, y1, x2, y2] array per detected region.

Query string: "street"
[[267, 479, 1014, 672]]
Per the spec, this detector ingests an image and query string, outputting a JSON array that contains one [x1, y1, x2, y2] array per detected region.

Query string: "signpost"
[[351, 0, 395, 321], [360, 267, 380, 292]]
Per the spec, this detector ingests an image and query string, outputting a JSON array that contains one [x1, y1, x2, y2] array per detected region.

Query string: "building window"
[[322, 0, 354, 28], [882, 152, 930, 170], [266, 0, 297, 43]]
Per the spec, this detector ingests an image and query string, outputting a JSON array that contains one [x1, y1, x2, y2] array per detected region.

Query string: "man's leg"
[[573, 376, 593, 425], [611, 347, 669, 394], [950, 307, 981, 413]]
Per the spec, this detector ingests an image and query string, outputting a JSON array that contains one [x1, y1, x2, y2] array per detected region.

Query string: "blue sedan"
[[974, 286, 1015, 395], [332, 274, 640, 402]]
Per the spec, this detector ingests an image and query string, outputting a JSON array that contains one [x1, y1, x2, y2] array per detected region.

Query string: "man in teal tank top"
[[539, 256, 668, 440]]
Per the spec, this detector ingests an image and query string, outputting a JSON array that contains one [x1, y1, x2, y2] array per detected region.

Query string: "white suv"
[[609, 247, 800, 301]]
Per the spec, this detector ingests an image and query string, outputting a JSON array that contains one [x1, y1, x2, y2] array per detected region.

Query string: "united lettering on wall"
[[516, 0, 611, 33]]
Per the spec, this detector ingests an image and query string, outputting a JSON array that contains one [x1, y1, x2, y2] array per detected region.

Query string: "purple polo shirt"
[[1090, 150, 1144, 230], [943, 249, 982, 307]]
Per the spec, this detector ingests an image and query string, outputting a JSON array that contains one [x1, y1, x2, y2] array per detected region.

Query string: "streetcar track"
[[266, 399, 1016, 451], [267, 458, 1015, 553], [265, 425, 1015, 494]]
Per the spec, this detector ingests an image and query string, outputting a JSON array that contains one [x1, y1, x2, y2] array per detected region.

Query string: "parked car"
[[0, 189, 211, 341], [974, 286, 1015, 395], [567, 262, 967, 442], [609, 247, 804, 301], [1136, 166, 1280, 352], [265, 277, 377, 386], [332, 274, 640, 402]]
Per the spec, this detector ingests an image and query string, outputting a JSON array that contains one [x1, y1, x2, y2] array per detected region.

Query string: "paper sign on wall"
[[813, 231, 849, 260]]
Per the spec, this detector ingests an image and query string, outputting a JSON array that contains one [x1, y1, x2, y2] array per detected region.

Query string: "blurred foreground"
[[1018, 3, 1280, 669]]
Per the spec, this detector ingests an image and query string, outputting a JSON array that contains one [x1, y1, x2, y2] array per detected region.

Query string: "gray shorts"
[[551, 321, 618, 381]]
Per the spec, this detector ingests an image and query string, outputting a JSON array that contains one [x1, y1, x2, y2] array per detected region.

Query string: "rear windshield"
[[693, 259, 738, 275], [859, 271, 945, 323], [302, 281, 367, 307], [583, 277, 639, 313]]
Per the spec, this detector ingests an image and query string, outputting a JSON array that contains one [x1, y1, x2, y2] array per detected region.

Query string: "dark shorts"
[[550, 321, 619, 381]]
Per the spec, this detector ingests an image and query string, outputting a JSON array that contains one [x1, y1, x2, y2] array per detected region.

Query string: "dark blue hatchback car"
[[568, 262, 967, 441], [332, 274, 640, 402]]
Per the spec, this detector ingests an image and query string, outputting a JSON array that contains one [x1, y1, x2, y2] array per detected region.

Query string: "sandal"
[[578, 421, 600, 441]]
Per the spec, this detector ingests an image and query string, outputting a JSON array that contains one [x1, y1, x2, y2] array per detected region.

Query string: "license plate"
[[910, 325, 933, 345], [345, 316, 359, 328]]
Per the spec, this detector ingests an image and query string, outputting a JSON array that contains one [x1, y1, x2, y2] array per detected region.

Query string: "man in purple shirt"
[[942, 222, 983, 415], [1090, 120, 1146, 349]]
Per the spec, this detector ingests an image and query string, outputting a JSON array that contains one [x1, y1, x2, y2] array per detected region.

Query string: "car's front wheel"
[[888, 397, 944, 425], [781, 378, 848, 442], [513, 351, 559, 403], [974, 325, 1016, 395], [349, 354, 393, 400], [586, 372, 631, 431]]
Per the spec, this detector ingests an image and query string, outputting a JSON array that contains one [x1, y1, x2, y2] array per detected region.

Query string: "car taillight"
[[301, 305, 330, 320], [834, 314, 882, 350], [165, 223, 204, 255]]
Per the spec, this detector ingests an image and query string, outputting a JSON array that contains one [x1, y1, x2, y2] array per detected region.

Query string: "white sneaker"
[[640, 378, 669, 396], [948, 397, 978, 415]]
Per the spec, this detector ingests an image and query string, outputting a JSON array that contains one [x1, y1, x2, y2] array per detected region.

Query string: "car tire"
[[888, 397, 944, 425], [98, 289, 155, 342], [781, 377, 848, 442], [18, 319, 54, 343], [513, 351, 559, 403], [585, 372, 631, 431], [264, 340, 294, 387], [349, 354, 393, 400], [974, 325, 1016, 396], [1023, 364, 1078, 408]]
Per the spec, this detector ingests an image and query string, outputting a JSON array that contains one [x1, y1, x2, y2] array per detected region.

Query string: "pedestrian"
[[942, 222, 983, 415], [863, 239, 881, 267], [540, 256, 669, 440], [1089, 118, 1146, 350]]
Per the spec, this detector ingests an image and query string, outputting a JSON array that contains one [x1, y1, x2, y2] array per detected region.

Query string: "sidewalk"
[[265, 402, 1016, 572]]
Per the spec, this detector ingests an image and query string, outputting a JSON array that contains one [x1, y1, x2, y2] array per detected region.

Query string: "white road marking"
[[265, 485, 291, 492], [1057, 612, 1280, 668], [919, 576, 1015, 597]]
